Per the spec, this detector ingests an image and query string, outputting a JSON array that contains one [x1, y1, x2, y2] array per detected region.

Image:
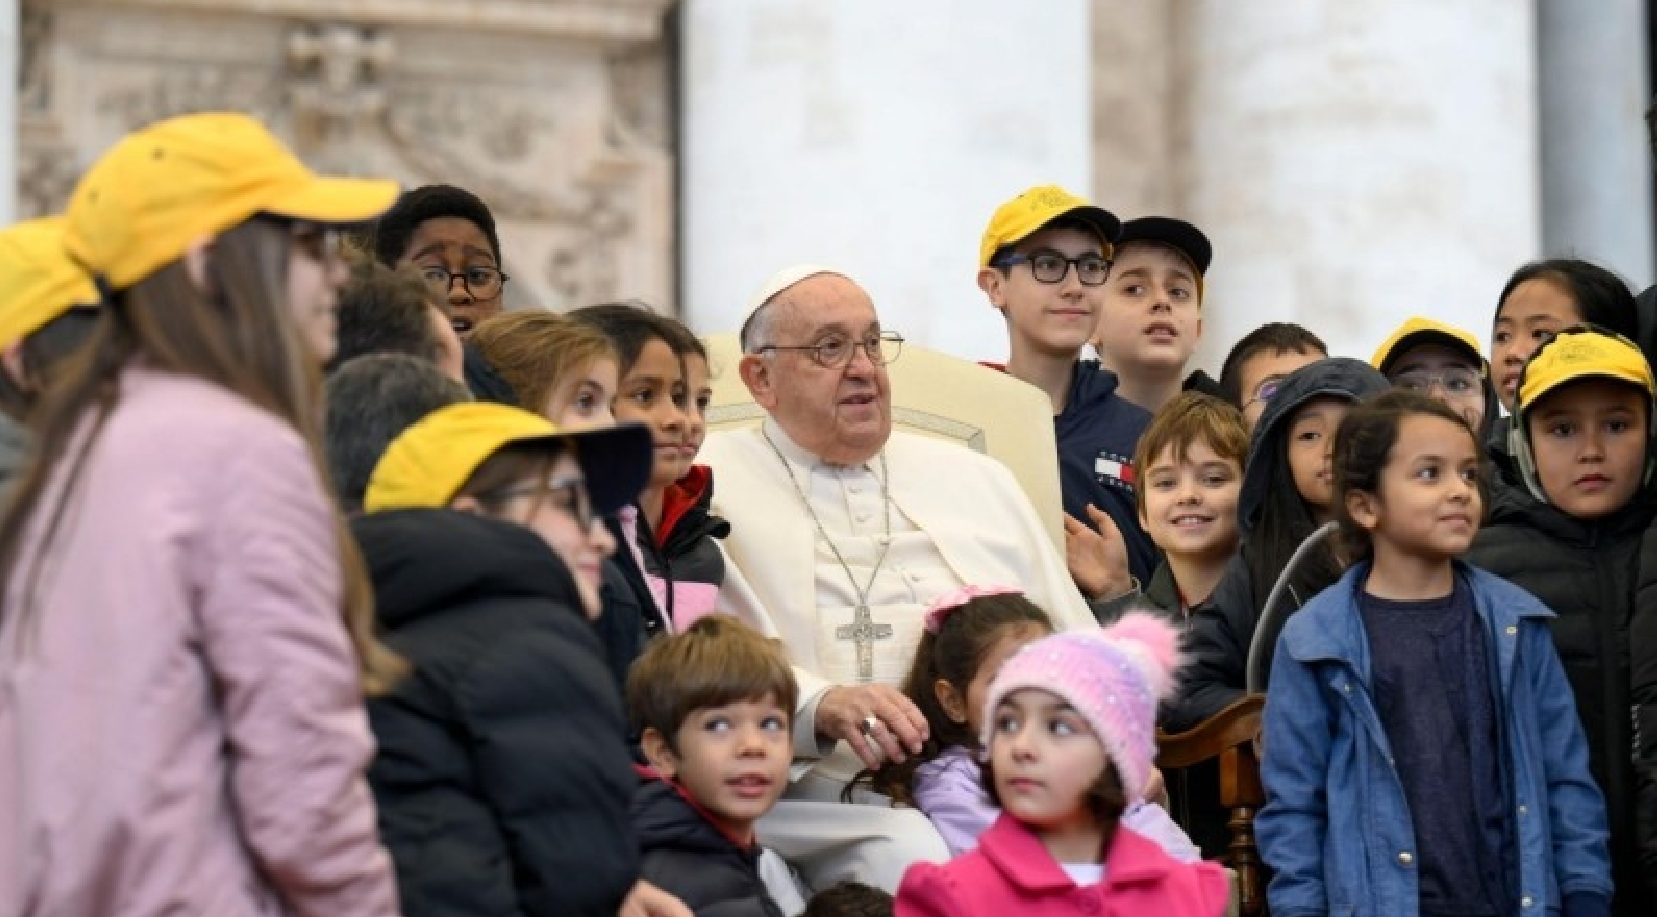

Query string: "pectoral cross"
[[836, 604, 894, 683]]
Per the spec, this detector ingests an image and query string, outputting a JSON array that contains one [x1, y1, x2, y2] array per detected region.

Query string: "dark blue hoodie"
[[1054, 360, 1158, 587]]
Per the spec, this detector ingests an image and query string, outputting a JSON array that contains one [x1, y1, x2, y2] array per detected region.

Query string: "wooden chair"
[[1157, 694, 1268, 917]]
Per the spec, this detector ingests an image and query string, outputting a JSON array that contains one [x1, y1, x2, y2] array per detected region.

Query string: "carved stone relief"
[[17, 0, 679, 313]]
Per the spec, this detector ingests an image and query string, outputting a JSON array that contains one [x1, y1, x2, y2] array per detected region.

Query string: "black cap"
[[1117, 216, 1212, 276]]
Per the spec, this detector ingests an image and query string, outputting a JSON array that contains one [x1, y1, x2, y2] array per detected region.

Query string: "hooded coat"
[[1168, 358, 1388, 731], [356, 509, 638, 917]]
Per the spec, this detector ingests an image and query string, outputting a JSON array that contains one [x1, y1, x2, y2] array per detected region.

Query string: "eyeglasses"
[[290, 224, 343, 265], [420, 265, 509, 300], [1242, 377, 1284, 411], [1393, 367, 1481, 396], [757, 331, 905, 369], [993, 250, 1112, 286], [488, 476, 593, 529]]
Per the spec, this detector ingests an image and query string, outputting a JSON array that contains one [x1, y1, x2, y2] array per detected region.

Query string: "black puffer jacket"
[[1169, 358, 1388, 731], [1467, 481, 1654, 917], [633, 771, 784, 917], [1633, 519, 1657, 902], [357, 509, 638, 917]]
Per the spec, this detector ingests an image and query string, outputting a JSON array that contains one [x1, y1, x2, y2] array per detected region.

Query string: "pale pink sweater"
[[0, 367, 399, 916]]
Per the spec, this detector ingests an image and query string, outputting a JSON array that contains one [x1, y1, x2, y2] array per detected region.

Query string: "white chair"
[[701, 333, 1065, 552]]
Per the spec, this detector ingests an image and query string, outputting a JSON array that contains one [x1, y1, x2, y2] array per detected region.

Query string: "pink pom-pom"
[[1100, 609, 1185, 700]]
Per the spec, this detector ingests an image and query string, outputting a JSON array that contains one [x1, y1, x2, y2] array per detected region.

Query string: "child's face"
[[1139, 440, 1242, 561], [1094, 242, 1202, 379], [545, 356, 618, 432], [683, 353, 712, 458], [1236, 348, 1323, 431], [935, 622, 1050, 737], [989, 688, 1106, 832], [1349, 413, 1482, 563], [1527, 380, 1649, 520], [495, 453, 617, 620], [980, 226, 1107, 358], [614, 339, 694, 489], [1493, 278, 1582, 413], [1387, 344, 1485, 434], [656, 696, 792, 839], [1286, 396, 1353, 518]]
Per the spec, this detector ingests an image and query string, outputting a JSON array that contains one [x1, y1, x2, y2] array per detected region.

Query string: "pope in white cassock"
[[701, 265, 1106, 894]]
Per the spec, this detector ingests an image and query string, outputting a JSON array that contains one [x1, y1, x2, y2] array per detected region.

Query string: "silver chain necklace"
[[762, 426, 895, 682]]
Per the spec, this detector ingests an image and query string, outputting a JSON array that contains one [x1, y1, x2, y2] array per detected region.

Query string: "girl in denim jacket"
[[1257, 390, 1612, 917]]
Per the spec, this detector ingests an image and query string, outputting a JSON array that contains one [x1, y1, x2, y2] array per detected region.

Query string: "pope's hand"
[[1064, 505, 1132, 601], [817, 684, 929, 770]]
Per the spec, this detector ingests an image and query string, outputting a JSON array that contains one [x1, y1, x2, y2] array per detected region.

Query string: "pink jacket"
[[896, 813, 1227, 917], [0, 368, 399, 917]]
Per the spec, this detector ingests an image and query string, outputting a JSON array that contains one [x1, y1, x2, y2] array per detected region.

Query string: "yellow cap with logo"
[[364, 402, 653, 516], [979, 185, 1121, 269], [0, 217, 100, 349], [63, 111, 401, 291], [1516, 326, 1656, 414], [1370, 316, 1487, 376]]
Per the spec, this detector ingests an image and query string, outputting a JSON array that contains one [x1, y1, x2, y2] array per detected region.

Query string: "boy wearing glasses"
[[1217, 322, 1328, 432], [1371, 316, 1496, 442], [978, 185, 1158, 593]]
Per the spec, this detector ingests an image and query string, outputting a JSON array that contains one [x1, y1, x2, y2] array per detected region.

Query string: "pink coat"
[[0, 368, 399, 916], [897, 813, 1227, 917]]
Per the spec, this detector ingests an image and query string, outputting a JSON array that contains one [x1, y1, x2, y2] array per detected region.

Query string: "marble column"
[[679, 0, 1093, 360], [1176, 0, 1542, 368], [1537, 0, 1654, 288], [0, 0, 16, 224]]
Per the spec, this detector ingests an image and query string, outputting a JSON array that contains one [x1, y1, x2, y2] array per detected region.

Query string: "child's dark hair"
[[1496, 259, 1639, 343], [1332, 390, 1484, 564], [1244, 415, 1344, 615], [851, 593, 1053, 805], [985, 753, 1127, 830], [802, 882, 893, 917], [371, 184, 503, 267], [626, 615, 797, 749], [569, 301, 707, 379], [1219, 322, 1329, 407]]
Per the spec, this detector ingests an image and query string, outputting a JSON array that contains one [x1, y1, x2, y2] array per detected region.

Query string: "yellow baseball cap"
[[0, 217, 100, 349], [63, 111, 401, 291], [979, 185, 1121, 269], [364, 402, 653, 515], [1370, 316, 1487, 377], [1517, 325, 1657, 414]]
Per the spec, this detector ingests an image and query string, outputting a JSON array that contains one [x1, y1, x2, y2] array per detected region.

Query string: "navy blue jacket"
[[1055, 360, 1158, 586]]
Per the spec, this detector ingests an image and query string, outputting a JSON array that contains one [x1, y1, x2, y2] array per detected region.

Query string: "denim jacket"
[[1256, 562, 1612, 917]]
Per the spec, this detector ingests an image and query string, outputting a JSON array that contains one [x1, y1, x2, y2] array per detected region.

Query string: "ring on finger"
[[860, 714, 880, 740]]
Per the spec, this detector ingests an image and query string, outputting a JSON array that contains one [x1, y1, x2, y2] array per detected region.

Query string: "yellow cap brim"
[[1517, 330, 1657, 412], [263, 175, 402, 225]]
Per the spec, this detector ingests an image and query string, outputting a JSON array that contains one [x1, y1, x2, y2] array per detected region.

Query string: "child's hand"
[[619, 881, 693, 917], [817, 684, 930, 769], [1145, 766, 1170, 808], [1064, 505, 1132, 600]]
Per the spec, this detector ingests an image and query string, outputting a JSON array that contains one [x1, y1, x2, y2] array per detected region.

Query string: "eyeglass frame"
[[1390, 366, 1483, 395], [418, 264, 511, 300], [754, 330, 906, 369], [1241, 376, 1287, 412], [484, 476, 593, 529], [289, 223, 344, 265], [991, 249, 1113, 286]]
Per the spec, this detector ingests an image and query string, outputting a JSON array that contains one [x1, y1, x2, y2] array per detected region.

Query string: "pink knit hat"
[[979, 611, 1183, 804]]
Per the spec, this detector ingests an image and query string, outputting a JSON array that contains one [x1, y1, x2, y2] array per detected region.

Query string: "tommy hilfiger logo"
[[1095, 451, 1135, 493]]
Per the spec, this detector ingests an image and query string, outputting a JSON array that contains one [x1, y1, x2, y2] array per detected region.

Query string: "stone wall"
[[18, 0, 678, 312]]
